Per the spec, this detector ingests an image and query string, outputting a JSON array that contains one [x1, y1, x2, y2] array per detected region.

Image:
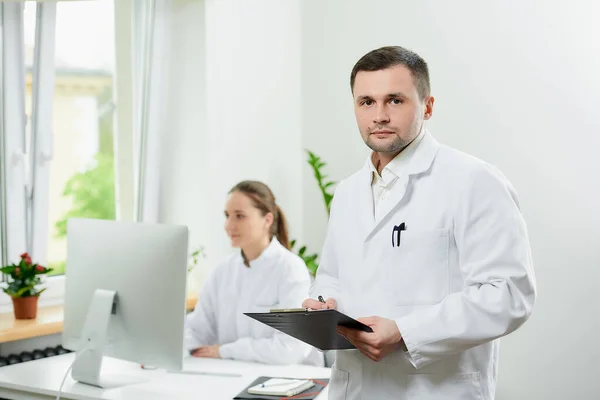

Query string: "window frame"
[[29, 0, 57, 284], [0, 4, 6, 272], [0, 2, 30, 312]]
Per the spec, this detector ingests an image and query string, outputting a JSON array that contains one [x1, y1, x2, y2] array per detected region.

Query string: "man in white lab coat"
[[303, 46, 537, 399]]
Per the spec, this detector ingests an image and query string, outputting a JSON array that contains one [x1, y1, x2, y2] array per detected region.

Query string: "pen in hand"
[[302, 295, 336, 310], [317, 295, 332, 310]]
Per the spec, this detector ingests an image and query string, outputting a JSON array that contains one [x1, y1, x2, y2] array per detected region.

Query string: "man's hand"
[[191, 345, 220, 359], [337, 316, 404, 362], [302, 297, 337, 310]]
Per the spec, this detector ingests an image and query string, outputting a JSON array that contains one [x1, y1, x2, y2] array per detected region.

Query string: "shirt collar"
[[369, 128, 426, 184], [237, 236, 282, 268]]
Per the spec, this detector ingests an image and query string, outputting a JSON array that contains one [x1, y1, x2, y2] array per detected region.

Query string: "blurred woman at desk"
[[184, 180, 323, 366]]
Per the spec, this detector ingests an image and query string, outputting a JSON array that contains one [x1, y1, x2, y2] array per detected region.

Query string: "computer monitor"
[[62, 218, 189, 389]]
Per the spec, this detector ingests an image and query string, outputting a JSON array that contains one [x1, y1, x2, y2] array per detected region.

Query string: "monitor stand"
[[71, 289, 151, 389]]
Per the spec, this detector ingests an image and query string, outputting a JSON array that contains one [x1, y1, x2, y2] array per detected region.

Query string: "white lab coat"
[[310, 130, 536, 399], [185, 237, 324, 367]]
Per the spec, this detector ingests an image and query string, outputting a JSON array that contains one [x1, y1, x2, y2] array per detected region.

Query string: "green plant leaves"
[[306, 149, 336, 216], [188, 246, 206, 273], [54, 153, 116, 239], [0, 265, 15, 274], [290, 150, 337, 277]]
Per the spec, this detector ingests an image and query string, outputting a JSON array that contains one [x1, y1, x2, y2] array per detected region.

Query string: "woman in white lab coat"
[[184, 180, 323, 366]]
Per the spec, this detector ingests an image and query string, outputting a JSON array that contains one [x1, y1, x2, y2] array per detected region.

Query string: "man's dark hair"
[[350, 46, 431, 100]]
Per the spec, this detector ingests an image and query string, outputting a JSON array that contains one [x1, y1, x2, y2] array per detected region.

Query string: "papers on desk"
[[248, 378, 314, 396], [244, 308, 373, 350], [234, 376, 328, 399]]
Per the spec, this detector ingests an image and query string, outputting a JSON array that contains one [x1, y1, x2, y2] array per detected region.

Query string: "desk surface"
[[0, 354, 331, 399]]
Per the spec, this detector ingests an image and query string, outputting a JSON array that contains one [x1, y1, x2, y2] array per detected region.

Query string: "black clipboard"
[[243, 309, 373, 350]]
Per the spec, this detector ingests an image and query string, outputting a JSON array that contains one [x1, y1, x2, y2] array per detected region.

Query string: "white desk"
[[0, 354, 331, 399]]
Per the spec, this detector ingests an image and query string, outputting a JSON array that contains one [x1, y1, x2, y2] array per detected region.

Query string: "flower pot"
[[11, 296, 39, 320]]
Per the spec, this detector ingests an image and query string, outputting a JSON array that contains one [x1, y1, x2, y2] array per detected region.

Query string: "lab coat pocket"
[[387, 228, 449, 305], [328, 367, 349, 400], [407, 372, 483, 400]]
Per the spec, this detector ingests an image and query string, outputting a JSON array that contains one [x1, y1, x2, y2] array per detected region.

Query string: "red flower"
[[15, 267, 20, 276], [20, 252, 29, 259], [36, 265, 45, 272], [24, 256, 32, 265]]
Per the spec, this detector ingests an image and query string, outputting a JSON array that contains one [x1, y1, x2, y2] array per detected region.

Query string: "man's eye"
[[390, 99, 403, 105], [363, 100, 373, 106]]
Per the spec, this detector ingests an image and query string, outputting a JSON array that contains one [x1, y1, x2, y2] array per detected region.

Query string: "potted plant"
[[186, 246, 207, 297], [0, 252, 53, 319]]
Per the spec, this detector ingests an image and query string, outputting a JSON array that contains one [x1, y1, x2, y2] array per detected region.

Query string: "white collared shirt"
[[369, 130, 425, 219]]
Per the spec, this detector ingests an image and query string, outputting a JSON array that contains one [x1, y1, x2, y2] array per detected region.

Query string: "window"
[[24, 0, 116, 277], [3, 0, 154, 309]]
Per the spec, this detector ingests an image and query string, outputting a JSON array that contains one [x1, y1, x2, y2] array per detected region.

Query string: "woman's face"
[[224, 191, 273, 249]]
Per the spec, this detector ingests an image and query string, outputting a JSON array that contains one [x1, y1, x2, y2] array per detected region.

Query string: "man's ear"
[[424, 96, 435, 120]]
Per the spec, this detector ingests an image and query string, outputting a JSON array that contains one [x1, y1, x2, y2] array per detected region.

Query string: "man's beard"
[[364, 133, 410, 154], [364, 120, 422, 154]]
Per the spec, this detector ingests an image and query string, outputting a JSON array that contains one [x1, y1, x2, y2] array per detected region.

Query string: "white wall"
[[159, 0, 303, 273], [301, 0, 600, 398], [203, 0, 303, 265]]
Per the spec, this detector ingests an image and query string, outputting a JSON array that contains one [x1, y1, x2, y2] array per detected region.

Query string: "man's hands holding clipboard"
[[302, 297, 407, 362]]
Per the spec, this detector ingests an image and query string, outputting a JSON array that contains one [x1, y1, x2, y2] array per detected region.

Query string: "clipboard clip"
[[269, 307, 310, 313]]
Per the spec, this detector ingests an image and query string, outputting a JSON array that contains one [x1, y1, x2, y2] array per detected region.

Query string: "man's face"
[[353, 65, 434, 154]]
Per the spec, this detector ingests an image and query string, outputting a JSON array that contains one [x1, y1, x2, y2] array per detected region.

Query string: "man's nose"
[[373, 104, 390, 124]]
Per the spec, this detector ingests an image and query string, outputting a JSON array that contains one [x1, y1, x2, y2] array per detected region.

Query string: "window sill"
[[0, 295, 198, 343]]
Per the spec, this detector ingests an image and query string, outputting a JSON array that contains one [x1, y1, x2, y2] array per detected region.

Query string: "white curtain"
[[134, 0, 170, 223], [114, 0, 169, 224]]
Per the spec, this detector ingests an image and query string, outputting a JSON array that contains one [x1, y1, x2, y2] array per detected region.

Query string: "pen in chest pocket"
[[392, 222, 406, 247]]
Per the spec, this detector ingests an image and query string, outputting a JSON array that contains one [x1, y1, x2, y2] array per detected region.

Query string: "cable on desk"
[[56, 348, 92, 400]]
